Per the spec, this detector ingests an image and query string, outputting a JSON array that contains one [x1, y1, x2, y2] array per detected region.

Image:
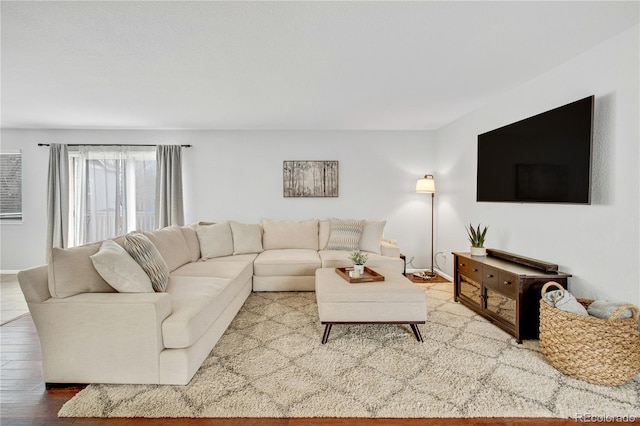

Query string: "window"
[[69, 147, 156, 246], [0, 152, 22, 222]]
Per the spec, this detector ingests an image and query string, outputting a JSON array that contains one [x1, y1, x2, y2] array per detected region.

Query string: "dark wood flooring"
[[0, 289, 626, 425]]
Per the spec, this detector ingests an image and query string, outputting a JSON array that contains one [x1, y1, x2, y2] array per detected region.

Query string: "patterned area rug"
[[59, 282, 640, 418]]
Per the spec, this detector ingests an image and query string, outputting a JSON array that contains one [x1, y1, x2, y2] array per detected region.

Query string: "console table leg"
[[321, 324, 332, 344], [410, 324, 423, 342]]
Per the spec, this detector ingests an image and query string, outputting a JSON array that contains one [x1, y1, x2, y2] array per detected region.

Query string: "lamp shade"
[[415, 175, 436, 193]]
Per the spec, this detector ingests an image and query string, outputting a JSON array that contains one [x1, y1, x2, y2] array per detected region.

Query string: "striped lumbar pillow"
[[124, 232, 169, 292], [326, 219, 365, 251]]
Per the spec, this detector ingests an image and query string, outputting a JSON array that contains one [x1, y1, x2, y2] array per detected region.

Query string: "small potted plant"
[[466, 223, 488, 256], [348, 250, 368, 275]]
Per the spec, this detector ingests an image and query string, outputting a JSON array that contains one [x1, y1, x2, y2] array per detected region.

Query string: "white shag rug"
[[59, 282, 640, 418]]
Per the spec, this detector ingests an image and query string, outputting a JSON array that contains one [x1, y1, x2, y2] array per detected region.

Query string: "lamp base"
[[413, 270, 438, 280]]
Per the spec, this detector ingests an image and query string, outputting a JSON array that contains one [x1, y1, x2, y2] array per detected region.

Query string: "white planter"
[[470, 246, 487, 256], [354, 264, 365, 275]]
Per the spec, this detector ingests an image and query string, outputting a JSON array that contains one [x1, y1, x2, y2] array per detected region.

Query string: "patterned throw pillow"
[[124, 232, 170, 292], [326, 219, 365, 251]]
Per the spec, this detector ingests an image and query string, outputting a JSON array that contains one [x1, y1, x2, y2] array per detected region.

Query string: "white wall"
[[0, 129, 436, 271], [435, 26, 639, 305]]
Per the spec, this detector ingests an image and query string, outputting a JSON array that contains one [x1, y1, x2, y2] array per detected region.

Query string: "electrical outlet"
[[436, 250, 447, 263]]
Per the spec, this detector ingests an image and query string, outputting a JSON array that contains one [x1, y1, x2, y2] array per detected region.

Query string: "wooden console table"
[[453, 249, 571, 343]]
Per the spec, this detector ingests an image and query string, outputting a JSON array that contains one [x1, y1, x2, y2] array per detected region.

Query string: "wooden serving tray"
[[335, 267, 385, 283]]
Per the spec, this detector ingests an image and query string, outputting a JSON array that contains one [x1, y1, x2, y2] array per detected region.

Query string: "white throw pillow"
[[90, 240, 154, 293], [196, 222, 234, 259], [124, 232, 170, 292], [359, 220, 386, 254], [325, 219, 365, 251], [229, 221, 264, 255]]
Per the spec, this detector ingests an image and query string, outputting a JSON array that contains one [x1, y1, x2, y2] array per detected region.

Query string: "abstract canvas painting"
[[283, 161, 338, 197]]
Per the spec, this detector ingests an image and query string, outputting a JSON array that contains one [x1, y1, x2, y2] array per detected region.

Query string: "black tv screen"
[[477, 96, 594, 204]]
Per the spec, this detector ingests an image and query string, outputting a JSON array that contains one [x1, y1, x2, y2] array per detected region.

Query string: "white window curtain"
[[71, 146, 156, 246], [155, 145, 184, 228]]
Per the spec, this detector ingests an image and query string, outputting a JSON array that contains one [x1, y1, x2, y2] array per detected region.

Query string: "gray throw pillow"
[[326, 219, 365, 251], [124, 232, 169, 292]]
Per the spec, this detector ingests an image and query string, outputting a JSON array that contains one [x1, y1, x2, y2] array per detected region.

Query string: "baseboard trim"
[[435, 269, 453, 282], [1, 270, 20, 275]]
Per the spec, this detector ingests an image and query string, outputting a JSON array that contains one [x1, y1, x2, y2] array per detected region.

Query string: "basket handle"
[[608, 304, 640, 323], [541, 281, 564, 297]]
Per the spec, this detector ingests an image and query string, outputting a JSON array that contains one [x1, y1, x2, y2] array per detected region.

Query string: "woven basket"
[[539, 281, 640, 386]]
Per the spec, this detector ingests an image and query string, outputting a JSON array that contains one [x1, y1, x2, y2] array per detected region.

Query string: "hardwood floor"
[[0, 275, 625, 425]]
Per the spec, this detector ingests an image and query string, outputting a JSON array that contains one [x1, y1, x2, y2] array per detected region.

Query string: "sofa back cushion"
[[229, 221, 264, 255], [180, 225, 201, 262], [262, 219, 319, 250], [48, 243, 116, 298], [318, 220, 331, 249], [359, 220, 386, 254], [143, 225, 192, 272], [196, 222, 234, 259]]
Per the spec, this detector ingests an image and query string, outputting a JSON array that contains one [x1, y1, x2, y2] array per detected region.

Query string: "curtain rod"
[[37, 143, 192, 148]]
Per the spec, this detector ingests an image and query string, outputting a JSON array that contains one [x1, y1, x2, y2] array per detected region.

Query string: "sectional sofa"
[[18, 219, 403, 385]]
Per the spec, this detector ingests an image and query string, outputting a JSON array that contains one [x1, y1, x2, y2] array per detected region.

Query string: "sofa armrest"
[[29, 292, 172, 384], [381, 240, 400, 258]]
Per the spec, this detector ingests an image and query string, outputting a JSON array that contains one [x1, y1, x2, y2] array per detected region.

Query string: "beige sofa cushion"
[[262, 219, 319, 250], [229, 221, 263, 255], [171, 259, 253, 284], [359, 220, 386, 254], [318, 220, 331, 249], [124, 232, 170, 292], [162, 274, 248, 348], [254, 249, 321, 276], [90, 240, 154, 293], [196, 222, 234, 259], [180, 225, 201, 262], [144, 225, 192, 272], [48, 243, 116, 298], [326, 219, 365, 251]]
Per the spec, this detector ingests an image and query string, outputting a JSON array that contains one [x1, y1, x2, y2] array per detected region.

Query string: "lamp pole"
[[416, 175, 437, 279]]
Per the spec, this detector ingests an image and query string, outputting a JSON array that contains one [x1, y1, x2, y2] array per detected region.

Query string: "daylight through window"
[[69, 147, 156, 246], [0, 152, 23, 221]]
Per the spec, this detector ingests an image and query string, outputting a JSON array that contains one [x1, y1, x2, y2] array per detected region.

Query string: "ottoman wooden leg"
[[410, 324, 423, 342], [321, 324, 333, 344]]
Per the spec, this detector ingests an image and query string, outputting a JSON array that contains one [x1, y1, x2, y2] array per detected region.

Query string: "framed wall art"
[[283, 161, 338, 198]]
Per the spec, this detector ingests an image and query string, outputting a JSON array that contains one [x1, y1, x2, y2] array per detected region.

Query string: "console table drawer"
[[486, 271, 517, 297], [483, 265, 500, 286], [458, 259, 482, 282]]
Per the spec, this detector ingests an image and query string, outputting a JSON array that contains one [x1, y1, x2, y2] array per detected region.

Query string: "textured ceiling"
[[1, 1, 638, 130]]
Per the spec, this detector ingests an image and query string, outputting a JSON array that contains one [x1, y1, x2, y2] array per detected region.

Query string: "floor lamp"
[[415, 175, 437, 279]]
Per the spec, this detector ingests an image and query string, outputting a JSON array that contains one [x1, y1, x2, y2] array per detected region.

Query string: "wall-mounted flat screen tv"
[[477, 95, 594, 204]]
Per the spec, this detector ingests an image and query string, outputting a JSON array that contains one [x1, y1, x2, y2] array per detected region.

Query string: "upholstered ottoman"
[[315, 267, 427, 343]]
